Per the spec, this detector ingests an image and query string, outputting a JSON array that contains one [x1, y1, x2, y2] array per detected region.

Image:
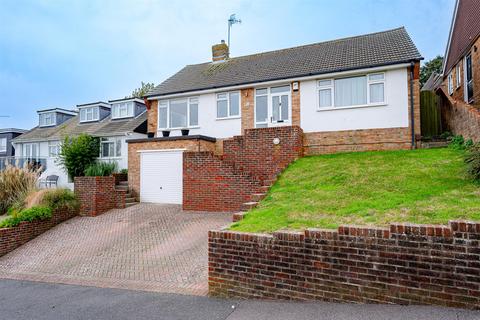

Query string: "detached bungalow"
[[127, 27, 422, 210]]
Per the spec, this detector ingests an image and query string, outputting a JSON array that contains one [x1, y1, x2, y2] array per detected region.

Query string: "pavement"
[[0, 279, 479, 320], [0, 204, 231, 295]]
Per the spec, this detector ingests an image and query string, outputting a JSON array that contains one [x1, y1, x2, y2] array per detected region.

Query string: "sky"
[[0, 0, 455, 130]]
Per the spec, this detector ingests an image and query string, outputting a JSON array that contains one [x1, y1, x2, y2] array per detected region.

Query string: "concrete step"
[[232, 212, 246, 222], [125, 197, 136, 204], [241, 202, 258, 211], [259, 186, 270, 193], [125, 202, 138, 208], [118, 181, 129, 186], [250, 193, 266, 202], [115, 186, 129, 191]]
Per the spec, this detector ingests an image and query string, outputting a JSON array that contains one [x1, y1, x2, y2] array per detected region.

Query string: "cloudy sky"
[[0, 0, 455, 129]]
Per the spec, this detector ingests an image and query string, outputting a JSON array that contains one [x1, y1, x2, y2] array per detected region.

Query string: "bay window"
[[158, 97, 199, 129], [318, 72, 386, 109], [217, 91, 240, 119], [100, 138, 121, 158], [79, 107, 99, 122]]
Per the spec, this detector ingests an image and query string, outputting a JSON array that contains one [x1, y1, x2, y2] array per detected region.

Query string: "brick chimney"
[[212, 40, 229, 62]]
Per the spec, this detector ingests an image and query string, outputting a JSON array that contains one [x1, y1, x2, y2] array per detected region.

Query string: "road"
[[0, 280, 478, 320]]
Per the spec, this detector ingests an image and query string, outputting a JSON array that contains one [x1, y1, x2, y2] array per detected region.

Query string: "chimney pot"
[[212, 41, 229, 62]]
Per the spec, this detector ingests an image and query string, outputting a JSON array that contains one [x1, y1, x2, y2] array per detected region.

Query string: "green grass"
[[231, 148, 480, 233]]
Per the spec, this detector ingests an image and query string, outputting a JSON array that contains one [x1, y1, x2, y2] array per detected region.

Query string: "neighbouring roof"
[[421, 72, 443, 92], [0, 128, 27, 134], [12, 112, 147, 143], [443, 0, 480, 74], [146, 27, 422, 97]]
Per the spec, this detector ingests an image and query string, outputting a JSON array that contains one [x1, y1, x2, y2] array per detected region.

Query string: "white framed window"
[[456, 64, 461, 89], [317, 72, 385, 109], [254, 85, 291, 128], [39, 112, 56, 127], [157, 97, 199, 130], [0, 138, 6, 153], [100, 138, 121, 158], [79, 107, 99, 122], [48, 141, 60, 157], [23, 143, 39, 159], [447, 72, 453, 95], [216, 91, 240, 119], [112, 102, 134, 119]]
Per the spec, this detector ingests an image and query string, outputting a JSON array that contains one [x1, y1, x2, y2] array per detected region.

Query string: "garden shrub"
[[465, 143, 480, 182], [40, 189, 79, 210], [120, 168, 128, 175], [0, 165, 40, 214], [57, 134, 100, 179], [0, 206, 52, 228], [449, 135, 465, 149], [84, 161, 118, 177]]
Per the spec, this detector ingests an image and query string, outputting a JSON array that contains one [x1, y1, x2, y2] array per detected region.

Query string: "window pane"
[[272, 96, 280, 121], [109, 143, 114, 157], [116, 139, 121, 157], [158, 107, 168, 128], [318, 80, 332, 87], [319, 89, 332, 107], [270, 85, 290, 93], [217, 93, 227, 100], [281, 95, 289, 121], [0, 138, 6, 152], [369, 83, 384, 103], [190, 103, 198, 126], [334, 76, 367, 107], [368, 73, 384, 81], [102, 144, 109, 157], [229, 92, 239, 116], [255, 95, 268, 123], [256, 88, 267, 95], [128, 103, 134, 117], [217, 99, 228, 118], [170, 100, 188, 128], [94, 107, 99, 120]]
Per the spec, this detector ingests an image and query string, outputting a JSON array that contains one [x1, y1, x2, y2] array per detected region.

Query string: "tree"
[[129, 82, 155, 99], [57, 134, 100, 178], [420, 56, 443, 86]]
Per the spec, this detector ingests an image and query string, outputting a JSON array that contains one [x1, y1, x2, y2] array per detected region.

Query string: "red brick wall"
[[222, 126, 304, 184], [0, 206, 78, 257], [74, 176, 125, 216], [183, 152, 262, 212], [440, 90, 480, 142], [209, 221, 480, 309]]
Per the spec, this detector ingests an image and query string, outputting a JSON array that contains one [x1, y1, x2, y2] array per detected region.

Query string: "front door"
[[255, 85, 291, 128]]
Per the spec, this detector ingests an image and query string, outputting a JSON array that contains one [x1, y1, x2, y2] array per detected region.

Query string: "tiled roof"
[[444, 0, 480, 74], [12, 112, 147, 143], [146, 27, 422, 97]]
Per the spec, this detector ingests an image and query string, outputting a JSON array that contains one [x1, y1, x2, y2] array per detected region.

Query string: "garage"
[[140, 149, 183, 204]]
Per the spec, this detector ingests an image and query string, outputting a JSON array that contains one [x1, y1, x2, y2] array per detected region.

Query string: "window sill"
[[99, 156, 122, 160], [317, 103, 387, 112], [216, 116, 241, 121], [157, 126, 200, 131]]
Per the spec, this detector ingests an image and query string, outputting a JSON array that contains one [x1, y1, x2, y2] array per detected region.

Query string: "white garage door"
[[140, 150, 183, 204]]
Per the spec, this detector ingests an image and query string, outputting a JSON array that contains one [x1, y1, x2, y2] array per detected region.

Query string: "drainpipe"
[[410, 62, 416, 149]]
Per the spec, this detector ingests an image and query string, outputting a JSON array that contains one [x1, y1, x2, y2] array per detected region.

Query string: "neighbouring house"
[[438, 0, 480, 141], [12, 98, 147, 189], [127, 27, 422, 211], [0, 128, 27, 170]]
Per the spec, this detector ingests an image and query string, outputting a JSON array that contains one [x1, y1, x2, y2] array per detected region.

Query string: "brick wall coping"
[[211, 220, 480, 240], [126, 135, 216, 144]]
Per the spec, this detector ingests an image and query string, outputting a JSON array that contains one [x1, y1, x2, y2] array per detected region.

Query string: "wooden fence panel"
[[420, 91, 442, 137]]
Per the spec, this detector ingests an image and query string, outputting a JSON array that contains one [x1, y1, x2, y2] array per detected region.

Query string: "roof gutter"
[[146, 62, 416, 100]]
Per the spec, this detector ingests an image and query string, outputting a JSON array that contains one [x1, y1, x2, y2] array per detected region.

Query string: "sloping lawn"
[[231, 148, 480, 233]]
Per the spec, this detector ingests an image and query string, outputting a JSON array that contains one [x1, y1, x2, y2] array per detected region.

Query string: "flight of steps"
[[233, 178, 276, 222], [115, 181, 139, 208]]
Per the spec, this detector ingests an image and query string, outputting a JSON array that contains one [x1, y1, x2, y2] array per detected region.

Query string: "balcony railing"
[[0, 157, 47, 172]]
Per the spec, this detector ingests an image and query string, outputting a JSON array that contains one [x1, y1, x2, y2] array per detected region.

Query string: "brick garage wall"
[[222, 126, 304, 184], [0, 206, 78, 257], [304, 128, 412, 155], [128, 138, 216, 198], [74, 176, 125, 216], [183, 152, 262, 212], [209, 221, 480, 309]]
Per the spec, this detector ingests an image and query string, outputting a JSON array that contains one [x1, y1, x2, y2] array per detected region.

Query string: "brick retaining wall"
[[209, 221, 480, 309], [74, 176, 125, 216], [0, 206, 78, 257]]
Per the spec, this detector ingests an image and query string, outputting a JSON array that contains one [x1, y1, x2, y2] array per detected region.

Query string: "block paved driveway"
[[0, 204, 231, 296]]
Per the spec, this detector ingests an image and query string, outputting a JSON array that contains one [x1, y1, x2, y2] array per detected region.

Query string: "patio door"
[[255, 85, 291, 128]]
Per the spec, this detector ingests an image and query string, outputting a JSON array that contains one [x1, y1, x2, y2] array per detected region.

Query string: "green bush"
[[465, 143, 480, 182], [440, 131, 453, 139], [41, 189, 79, 211], [57, 134, 100, 178], [449, 135, 466, 150], [120, 168, 128, 175], [0, 206, 52, 228], [84, 162, 118, 177]]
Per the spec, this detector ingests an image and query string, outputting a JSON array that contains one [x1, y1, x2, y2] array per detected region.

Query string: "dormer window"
[[79, 107, 99, 123], [112, 102, 134, 119], [39, 112, 56, 127]]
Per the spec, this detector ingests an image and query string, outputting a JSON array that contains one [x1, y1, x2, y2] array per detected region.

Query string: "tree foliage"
[[420, 56, 443, 86], [57, 134, 99, 179], [130, 82, 155, 98]]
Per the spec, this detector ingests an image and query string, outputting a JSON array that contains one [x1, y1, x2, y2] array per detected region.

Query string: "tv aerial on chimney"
[[227, 14, 241, 53]]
